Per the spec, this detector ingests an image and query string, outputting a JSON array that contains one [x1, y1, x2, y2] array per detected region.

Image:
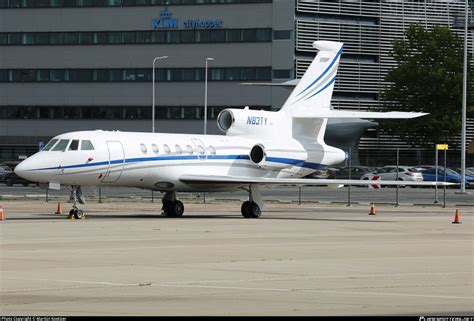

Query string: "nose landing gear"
[[67, 186, 86, 220]]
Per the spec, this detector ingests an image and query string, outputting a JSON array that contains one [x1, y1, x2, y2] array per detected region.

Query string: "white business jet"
[[14, 41, 444, 219]]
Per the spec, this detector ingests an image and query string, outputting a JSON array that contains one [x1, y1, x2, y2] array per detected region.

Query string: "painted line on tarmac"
[[153, 283, 473, 300]]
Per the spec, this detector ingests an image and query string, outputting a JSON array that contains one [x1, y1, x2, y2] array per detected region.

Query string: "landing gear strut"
[[161, 191, 184, 217], [241, 185, 263, 219], [68, 185, 85, 219]]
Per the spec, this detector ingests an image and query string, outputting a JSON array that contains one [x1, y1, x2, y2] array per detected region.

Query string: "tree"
[[380, 24, 472, 147]]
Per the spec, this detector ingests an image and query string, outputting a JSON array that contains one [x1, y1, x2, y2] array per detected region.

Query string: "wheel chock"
[[67, 214, 75, 219]]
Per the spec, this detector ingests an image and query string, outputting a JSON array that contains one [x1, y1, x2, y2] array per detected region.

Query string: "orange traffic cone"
[[369, 203, 376, 216], [0, 206, 4, 221], [55, 201, 62, 215], [452, 209, 461, 224]]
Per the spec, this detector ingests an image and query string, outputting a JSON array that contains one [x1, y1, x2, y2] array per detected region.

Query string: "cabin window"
[[42, 139, 58, 151], [198, 145, 205, 156], [175, 144, 182, 154], [51, 139, 70, 152], [68, 139, 79, 151], [152, 144, 159, 155], [185, 145, 193, 155], [163, 144, 170, 154], [140, 143, 147, 154], [81, 140, 94, 150], [209, 146, 216, 155]]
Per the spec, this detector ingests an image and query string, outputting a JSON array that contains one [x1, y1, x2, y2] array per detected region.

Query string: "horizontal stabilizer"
[[180, 175, 455, 187], [291, 110, 428, 119]]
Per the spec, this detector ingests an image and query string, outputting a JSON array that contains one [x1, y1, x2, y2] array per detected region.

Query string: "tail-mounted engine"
[[217, 107, 286, 137]]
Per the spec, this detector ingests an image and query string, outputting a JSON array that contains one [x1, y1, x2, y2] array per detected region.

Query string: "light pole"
[[461, 0, 469, 193], [204, 57, 214, 135], [152, 55, 168, 133]]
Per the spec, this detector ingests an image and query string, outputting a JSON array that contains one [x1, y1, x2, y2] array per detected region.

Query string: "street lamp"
[[460, 0, 469, 193], [152, 55, 168, 133], [204, 57, 214, 135]]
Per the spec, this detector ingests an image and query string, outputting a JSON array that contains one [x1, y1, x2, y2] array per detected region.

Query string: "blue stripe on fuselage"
[[30, 154, 325, 171]]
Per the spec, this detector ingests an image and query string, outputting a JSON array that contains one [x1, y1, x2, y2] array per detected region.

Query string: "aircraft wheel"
[[165, 201, 184, 217], [241, 201, 251, 218], [74, 209, 84, 220], [247, 201, 261, 219]]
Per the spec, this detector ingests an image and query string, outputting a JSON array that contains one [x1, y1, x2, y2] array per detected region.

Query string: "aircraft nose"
[[14, 159, 29, 178]]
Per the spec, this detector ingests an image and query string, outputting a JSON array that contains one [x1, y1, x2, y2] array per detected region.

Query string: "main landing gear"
[[241, 185, 264, 219], [68, 185, 86, 220], [161, 191, 184, 217]]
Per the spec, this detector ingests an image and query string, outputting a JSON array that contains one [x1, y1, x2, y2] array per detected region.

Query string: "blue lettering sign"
[[152, 8, 223, 30], [246, 116, 268, 126]]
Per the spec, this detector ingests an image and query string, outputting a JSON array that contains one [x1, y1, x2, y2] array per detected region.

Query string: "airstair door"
[[102, 141, 125, 183]]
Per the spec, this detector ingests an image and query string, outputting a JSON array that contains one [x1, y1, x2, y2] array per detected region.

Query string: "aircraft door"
[[191, 138, 207, 160], [102, 141, 125, 183]]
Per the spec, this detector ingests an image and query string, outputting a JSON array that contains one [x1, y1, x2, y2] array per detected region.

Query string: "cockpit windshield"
[[51, 139, 70, 152], [42, 139, 95, 151], [42, 139, 58, 151]]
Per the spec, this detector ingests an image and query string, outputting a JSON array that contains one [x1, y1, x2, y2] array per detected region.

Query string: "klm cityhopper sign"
[[152, 8, 223, 30]]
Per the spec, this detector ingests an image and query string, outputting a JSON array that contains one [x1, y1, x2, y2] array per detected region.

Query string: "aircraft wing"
[[292, 110, 428, 119], [179, 175, 455, 187]]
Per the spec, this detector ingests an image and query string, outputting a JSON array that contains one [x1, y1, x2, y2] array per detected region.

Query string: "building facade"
[[0, 0, 473, 166]]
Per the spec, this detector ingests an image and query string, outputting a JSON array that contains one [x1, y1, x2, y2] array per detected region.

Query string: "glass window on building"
[[123, 69, 136, 81], [107, 0, 121, 5], [226, 29, 241, 42], [273, 30, 292, 40], [107, 32, 121, 44], [64, 32, 79, 44], [152, 32, 166, 43], [169, 107, 181, 119], [108, 69, 122, 81], [256, 29, 271, 41], [169, 69, 181, 81], [166, 31, 180, 43], [273, 69, 292, 79], [256, 68, 271, 81], [241, 68, 256, 81], [22, 33, 35, 45], [79, 32, 93, 44], [51, 70, 66, 81], [11, 70, 36, 82], [94, 69, 108, 81], [94, 32, 107, 44], [196, 30, 210, 42], [0, 33, 7, 45], [225, 68, 241, 81], [180, 30, 195, 43], [8, 0, 22, 7], [64, 107, 82, 119], [38, 106, 53, 119], [211, 68, 224, 81], [210, 30, 225, 42], [50, 33, 64, 45], [77, 0, 92, 6], [181, 69, 197, 81], [122, 31, 136, 44], [35, 33, 50, 45], [37, 70, 51, 81], [136, 31, 152, 44], [0, 70, 8, 82], [154, 69, 166, 81], [8, 33, 21, 45], [136, 69, 150, 81], [242, 29, 257, 42]]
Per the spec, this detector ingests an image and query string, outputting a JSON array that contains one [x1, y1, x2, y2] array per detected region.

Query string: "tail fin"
[[281, 41, 343, 114]]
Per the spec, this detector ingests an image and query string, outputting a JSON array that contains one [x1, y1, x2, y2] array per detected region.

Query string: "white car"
[[360, 166, 423, 186]]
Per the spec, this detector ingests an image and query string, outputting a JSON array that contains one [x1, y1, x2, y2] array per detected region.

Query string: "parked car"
[[333, 166, 376, 180], [360, 166, 423, 186], [304, 167, 341, 179], [452, 167, 474, 177], [3, 171, 37, 187], [421, 167, 474, 189], [0, 164, 13, 183]]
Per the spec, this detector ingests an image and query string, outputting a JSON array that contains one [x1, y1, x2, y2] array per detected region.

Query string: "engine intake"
[[217, 109, 234, 132], [250, 144, 265, 165]]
